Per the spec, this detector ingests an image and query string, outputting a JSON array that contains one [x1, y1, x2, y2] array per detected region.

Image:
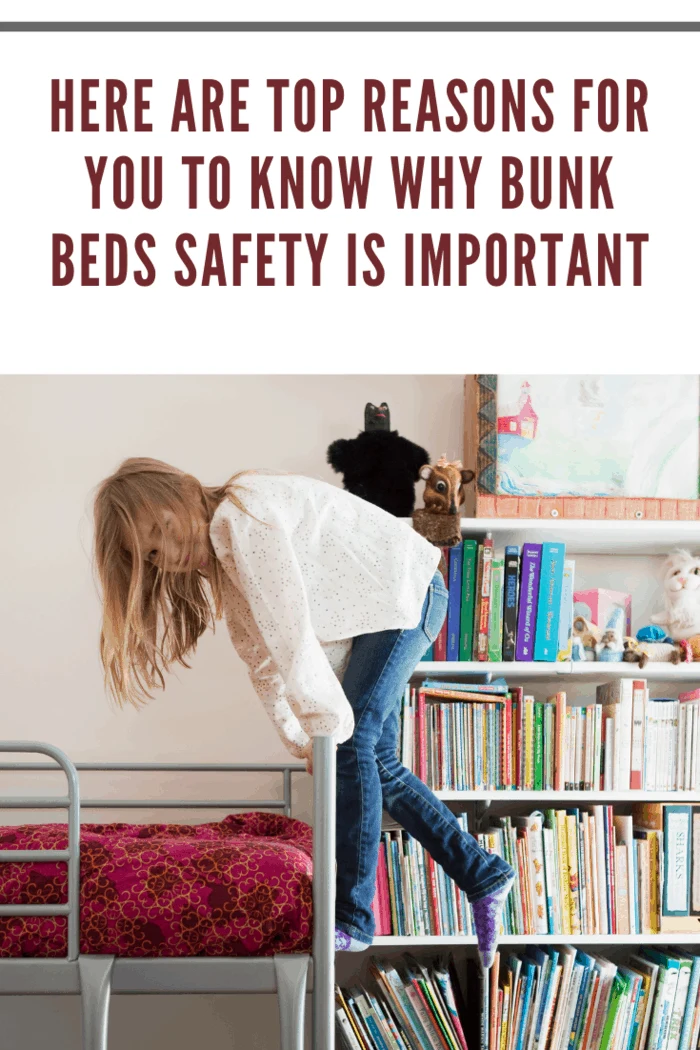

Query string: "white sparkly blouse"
[[208, 472, 440, 759]]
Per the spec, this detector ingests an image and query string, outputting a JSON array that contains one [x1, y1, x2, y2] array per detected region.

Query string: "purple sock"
[[471, 876, 515, 969], [335, 927, 369, 952]]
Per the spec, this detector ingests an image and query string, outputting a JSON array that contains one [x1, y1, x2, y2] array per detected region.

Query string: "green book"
[[600, 970, 630, 1050], [459, 539, 478, 661], [488, 556, 504, 662], [534, 703, 544, 791]]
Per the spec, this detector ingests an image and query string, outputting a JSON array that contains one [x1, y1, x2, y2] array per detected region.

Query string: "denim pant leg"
[[376, 704, 514, 901], [335, 570, 513, 943]]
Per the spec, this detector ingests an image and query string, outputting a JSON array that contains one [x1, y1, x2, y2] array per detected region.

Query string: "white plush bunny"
[[650, 549, 700, 641]]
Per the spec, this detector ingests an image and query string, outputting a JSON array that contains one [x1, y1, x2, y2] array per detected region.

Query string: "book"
[[489, 554, 505, 662], [534, 542, 566, 662], [597, 678, 636, 791], [477, 537, 495, 661], [515, 544, 543, 661], [664, 805, 691, 918], [446, 543, 464, 661], [557, 559, 576, 662], [503, 545, 520, 662], [630, 680, 647, 791], [434, 549, 449, 662], [459, 539, 479, 661]]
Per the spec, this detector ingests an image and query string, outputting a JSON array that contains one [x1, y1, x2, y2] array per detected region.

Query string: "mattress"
[[0, 812, 312, 957]]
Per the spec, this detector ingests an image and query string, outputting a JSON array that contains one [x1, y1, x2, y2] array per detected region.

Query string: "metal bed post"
[[312, 735, 336, 1050]]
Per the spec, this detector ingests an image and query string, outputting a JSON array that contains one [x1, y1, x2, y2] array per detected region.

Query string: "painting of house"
[[494, 375, 699, 499]]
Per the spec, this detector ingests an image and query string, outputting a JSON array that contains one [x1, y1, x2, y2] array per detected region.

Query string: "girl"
[[94, 458, 514, 966]]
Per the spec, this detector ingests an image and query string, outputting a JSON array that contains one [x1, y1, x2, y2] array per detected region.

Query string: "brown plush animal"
[[623, 637, 682, 668], [412, 456, 475, 548]]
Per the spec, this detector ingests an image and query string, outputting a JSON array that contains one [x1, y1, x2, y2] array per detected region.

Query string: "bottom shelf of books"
[[335, 943, 700, 1050]]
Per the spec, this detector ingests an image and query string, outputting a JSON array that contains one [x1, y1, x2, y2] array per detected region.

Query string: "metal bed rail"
[[0, 759, 302, 815], [0, 742, 81, 960]]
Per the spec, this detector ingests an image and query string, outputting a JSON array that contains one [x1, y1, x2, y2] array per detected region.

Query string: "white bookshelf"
[[434, 789, 700, 802], [372, 933, 700, 948], [416, 660, 700, 680], [363, 516, 700, 961], [457, 518, 700, 556]]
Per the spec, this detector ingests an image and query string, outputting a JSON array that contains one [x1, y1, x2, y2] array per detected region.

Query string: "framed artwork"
[[464, 374, 700, 520]]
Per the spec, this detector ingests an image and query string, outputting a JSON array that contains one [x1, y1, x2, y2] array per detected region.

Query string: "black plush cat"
[[327, 403, 429, 517]]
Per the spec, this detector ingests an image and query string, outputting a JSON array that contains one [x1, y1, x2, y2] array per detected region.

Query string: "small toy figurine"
[[572, 615, 601, 661], [595, 628, 625, 662], [594, 607, 625, 662], [412, 456, 475, 548], [326, 403, 430, 517]]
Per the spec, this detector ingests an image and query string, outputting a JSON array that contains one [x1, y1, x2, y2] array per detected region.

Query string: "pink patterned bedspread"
[[0, 813, 312, 958]]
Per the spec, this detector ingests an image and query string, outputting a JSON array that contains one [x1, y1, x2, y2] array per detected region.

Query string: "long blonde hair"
[[94, 457, 255, 708]]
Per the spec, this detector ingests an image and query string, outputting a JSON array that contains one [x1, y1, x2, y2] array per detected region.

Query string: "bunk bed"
[[0, 737, 336, 1050]]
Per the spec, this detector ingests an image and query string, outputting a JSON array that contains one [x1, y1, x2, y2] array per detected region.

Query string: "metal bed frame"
[[0, 736, 336, 1050]]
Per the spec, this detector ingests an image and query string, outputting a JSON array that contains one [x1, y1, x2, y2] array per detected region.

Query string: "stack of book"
[[372, 815, 474, 937], [399, 679, 700, 793], [423, 538, 573, 663], [336, 955, 469, 1050], [480, 945, 700, 1050], [479, 803, 700, 938]]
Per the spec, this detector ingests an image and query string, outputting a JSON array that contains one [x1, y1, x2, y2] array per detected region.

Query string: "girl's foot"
[[471, 876, 515, 969], [335, 927, 369, 952]]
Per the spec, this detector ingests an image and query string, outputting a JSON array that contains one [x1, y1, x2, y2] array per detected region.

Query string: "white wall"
[[0, 373, 465, 1050]]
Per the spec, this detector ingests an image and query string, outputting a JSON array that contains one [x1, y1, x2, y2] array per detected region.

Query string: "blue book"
[[515, 544, 542, 661], [534, 542, 566, 661], [526, 946, 552, 1048], [420, 643, 434, 662], [678, 953, 700, 1050], [446, 543, 464, 661], [514, 960, 537, 1050], [421, 677, 509, 695], [569, 952, 597, 1050]]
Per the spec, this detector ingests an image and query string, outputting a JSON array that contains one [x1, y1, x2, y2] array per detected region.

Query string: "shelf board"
[[434, 790, 700, 802], [455, 518, 700, 556], [416, 661, 700, 681], [372, 933, 700, 947]]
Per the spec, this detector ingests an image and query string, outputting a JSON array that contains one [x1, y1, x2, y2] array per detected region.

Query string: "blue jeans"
[[335, 569, 514, 943]]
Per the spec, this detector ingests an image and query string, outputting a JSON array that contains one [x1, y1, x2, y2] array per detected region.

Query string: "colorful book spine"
[[446, 543, 464, 662], [557, 558, 576, 661], [460, 539, 479, 661], [434, 550, 449, 662], [502, 545, 520, 663], [515, 544, 543, 661], [489, 556, 505, 662], [477, 537, 494, 662], [534, 542, 566, 662]]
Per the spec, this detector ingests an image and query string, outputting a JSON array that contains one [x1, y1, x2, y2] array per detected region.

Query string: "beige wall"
[[0, 374, 464, 1050]]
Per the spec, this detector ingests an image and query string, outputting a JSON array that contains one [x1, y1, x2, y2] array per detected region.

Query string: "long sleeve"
[[219, 579, 312, 759], [210, 496, 356, 746]]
